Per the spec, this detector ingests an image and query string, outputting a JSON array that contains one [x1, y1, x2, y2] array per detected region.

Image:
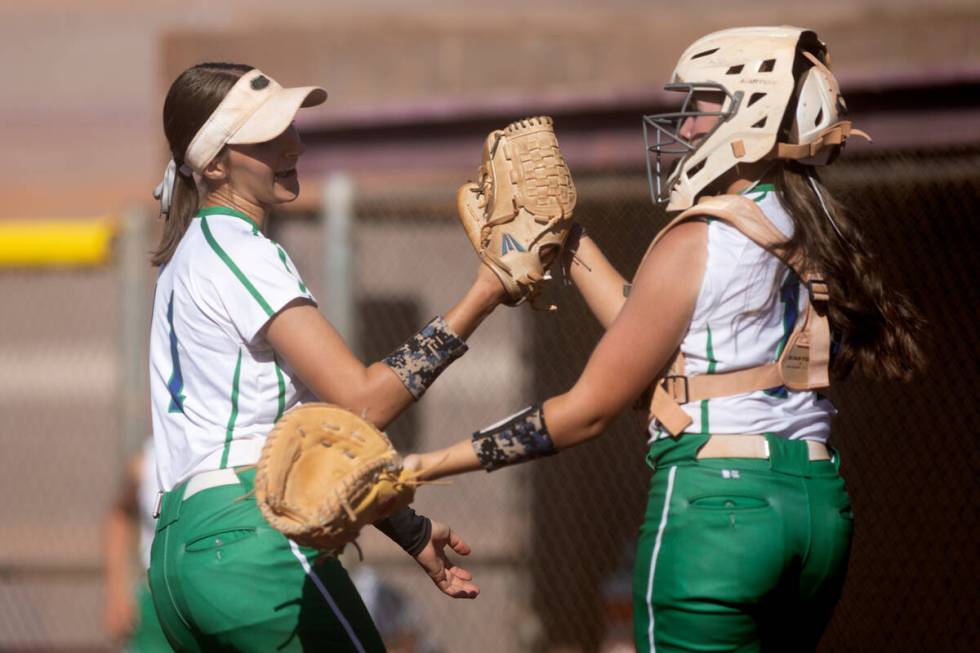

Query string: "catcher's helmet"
[[644, 26, 868, 211]]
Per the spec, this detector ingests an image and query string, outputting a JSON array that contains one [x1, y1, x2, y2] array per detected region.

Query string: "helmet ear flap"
[[791, 53, 840, 136], [786, 50, 846, 166]]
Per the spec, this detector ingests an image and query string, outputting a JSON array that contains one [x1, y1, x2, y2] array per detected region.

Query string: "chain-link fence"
[[0, 265, 124, 647], [275, 147, 979, 652], [1, 147, 977, 651], [521, 150, 980, 652]]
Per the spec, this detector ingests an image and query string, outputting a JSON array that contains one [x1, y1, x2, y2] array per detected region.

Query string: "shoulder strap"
[[674, 194, 808, 274], [635, 193, 798, 285], [642, 194, 832, 437]]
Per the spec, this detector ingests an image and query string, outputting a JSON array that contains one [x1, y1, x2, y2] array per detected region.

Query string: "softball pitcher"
[[147, 63, 505, 652], [407, 27, 925, 652]]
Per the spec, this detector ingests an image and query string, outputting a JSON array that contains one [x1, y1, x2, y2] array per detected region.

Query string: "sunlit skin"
[[201, 124, 305, 229], [680, 93, 725, 145], [202, 122, 508, 599]]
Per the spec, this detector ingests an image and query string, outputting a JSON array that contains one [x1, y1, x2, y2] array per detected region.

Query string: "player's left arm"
[[407, 221, 706, 479], [563, 229, 630, 329]]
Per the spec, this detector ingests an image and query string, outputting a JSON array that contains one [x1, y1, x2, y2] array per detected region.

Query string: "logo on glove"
[[501, 233, 527, 255]]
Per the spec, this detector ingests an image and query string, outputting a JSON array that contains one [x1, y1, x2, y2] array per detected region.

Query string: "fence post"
[[118, 205, 149, 465], [322, 173, 357, 353]]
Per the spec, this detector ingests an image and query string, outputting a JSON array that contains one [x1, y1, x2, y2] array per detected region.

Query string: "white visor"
[[183, 68, 327, 173]]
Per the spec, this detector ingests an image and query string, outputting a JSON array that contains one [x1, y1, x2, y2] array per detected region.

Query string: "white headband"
[[153, 68, 327, 214]]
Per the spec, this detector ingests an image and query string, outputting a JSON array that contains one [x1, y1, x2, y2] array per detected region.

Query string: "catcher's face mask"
[[643, 26, 869, 212], [645, 26, 812, 212], [643, 83, 739, 209]]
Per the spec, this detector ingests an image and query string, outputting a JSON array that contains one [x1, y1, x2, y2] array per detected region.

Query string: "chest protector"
[[646, 194, 831, 436]]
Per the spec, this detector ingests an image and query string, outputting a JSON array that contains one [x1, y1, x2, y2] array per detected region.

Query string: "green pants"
[[633, 435, 853, 653], [148, 468, 386, 653]]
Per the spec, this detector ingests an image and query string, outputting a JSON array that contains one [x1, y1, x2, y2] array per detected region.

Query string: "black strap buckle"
[[661, 374, 690, 404]]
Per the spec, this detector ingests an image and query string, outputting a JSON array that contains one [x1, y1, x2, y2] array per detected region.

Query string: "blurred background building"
[[1, 1, 978, 651]]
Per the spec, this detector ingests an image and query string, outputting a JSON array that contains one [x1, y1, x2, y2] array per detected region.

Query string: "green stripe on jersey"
[[201, 217, 275, 317], [273, 355, 286, 422], [220, 349, 243, 469], [700, 325, 718, 434], [276, 245, 308, 294], [198, 206, 260, 235], [741, 182, 774, 203]]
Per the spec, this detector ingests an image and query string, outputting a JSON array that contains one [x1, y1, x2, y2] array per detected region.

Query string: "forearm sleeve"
[[382, 316, 468, 400], [374, 506, 432, 557]]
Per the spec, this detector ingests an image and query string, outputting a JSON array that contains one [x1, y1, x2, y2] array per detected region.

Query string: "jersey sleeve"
[[206, 231, 317, 343]]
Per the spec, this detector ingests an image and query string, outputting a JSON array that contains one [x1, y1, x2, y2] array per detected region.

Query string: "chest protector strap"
[[646, 194, 831, 437]]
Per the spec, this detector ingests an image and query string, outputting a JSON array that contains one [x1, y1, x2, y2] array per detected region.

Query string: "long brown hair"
[[773, 162, 927, 381], [151, 62, 254, 266]]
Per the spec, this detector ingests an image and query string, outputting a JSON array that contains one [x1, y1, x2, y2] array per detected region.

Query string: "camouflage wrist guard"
[[472, 404, 556, 472], [383, 316, 468, 400]]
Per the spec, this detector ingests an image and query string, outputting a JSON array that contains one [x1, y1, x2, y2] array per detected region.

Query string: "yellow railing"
[[0, 217, 118, 267]]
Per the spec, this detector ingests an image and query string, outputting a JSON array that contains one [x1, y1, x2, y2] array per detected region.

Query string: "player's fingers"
[[431, 564, 479, 598], [448, 564, 473, 581], [426, 563, 448, 583], [443, 578, 479, 599], [450, 578, 480, 598], [540, 243, 560, 268], [448, 530, 472, 556]]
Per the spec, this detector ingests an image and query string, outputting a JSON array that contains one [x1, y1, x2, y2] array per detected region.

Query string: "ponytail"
[[775, 162, 927, 381], [151, 168, 200, 266], [151, 62, 253, 266]]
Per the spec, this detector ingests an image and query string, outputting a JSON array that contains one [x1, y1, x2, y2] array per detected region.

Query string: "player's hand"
[[413, 520, 480, 599], [103, 587, 135, 640]]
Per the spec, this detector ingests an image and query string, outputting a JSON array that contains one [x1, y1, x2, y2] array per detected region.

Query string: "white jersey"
[[149, 206, 316, 491], [137, 438, 158, 569], [649, 184, 835, 442]]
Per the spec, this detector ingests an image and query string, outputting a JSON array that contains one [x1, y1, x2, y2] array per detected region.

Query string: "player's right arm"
[[265, 263, 504, 431], [406, 221, 706, 480]]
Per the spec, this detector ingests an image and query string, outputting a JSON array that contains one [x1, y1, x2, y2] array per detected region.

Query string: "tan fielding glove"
[[255, 403, 418, 554], [457, 116, 577, 309]]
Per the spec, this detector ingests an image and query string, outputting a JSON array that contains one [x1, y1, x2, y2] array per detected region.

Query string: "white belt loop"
[[763, 438, 771, 460], [152, 491, 164, 519]]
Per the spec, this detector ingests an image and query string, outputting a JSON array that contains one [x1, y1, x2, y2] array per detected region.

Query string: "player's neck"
[[725, 161, 775, 195], [204, 187, 268, 228]]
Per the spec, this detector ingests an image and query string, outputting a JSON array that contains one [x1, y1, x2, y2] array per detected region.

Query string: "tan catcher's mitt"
[[255, 403, 418, 553], [457, 116, 577, 309]]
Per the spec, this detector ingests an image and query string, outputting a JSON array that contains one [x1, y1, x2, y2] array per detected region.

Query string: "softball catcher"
[[145, 63, 521, 652], [408, 26, 925, 652]]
